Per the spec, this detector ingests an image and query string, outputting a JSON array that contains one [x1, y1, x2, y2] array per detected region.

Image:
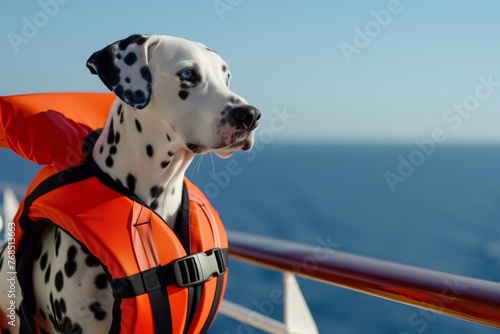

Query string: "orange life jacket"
[[0, 93, 228, 333]]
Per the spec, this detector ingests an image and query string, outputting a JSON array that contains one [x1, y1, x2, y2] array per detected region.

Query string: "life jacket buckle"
[[173, 248, 227, 287]]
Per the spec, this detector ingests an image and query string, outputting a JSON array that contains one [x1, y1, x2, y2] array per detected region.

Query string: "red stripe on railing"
[[227, 231, 500, 328]]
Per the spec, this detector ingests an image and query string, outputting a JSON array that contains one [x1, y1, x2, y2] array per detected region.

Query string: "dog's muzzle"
[[229, 105, 261, 131], [210, 105, 261, 156]]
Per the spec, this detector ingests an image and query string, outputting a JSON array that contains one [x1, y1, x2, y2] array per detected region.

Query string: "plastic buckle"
[[173, 248, 227, 287]]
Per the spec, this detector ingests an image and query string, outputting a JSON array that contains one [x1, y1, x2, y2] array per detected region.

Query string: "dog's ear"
[[86, 34, 159, 109]]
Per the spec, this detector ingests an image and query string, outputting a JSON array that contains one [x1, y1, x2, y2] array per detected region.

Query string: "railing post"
[[3, 188, 18, 224], [284, 272, 319, 334]]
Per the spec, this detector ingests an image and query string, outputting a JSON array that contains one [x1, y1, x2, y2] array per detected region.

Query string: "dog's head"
[[86, 34, 260, 158]]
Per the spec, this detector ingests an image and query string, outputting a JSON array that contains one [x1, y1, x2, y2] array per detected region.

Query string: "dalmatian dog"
[[0, 34, 260, 333]]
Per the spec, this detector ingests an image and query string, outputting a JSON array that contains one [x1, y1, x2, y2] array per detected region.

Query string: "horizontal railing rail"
[[226, 231, 500, 329]]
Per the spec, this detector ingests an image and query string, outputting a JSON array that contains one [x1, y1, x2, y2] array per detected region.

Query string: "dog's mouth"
[[186, 133, 253, 155], [220, 126, 255, 148], [226, 136, 253, 151], [186, 107, 260, 158], [186, 143, 204, 153], [186, 129, 255, 158], [212, 137, 253, 158]]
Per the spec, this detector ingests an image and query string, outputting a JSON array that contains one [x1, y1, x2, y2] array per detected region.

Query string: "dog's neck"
[[92, 100, 195, 224]]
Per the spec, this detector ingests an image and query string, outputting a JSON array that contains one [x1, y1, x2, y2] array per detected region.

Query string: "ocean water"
[[1, 143, 499, 334]]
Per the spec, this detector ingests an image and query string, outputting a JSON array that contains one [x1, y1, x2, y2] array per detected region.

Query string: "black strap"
[[176, 182, 192, 253], [200, 273, 226, 334], [175, 182, 200, 333], [149, 288, 173, 333], [112, 248, 228, 298], [112, 265, 175, 298], [125, 262, 173, 334], [184, 284, 203, 334]]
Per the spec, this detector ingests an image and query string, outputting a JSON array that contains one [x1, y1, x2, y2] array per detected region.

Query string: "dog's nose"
[[230, 106, 261, 131]]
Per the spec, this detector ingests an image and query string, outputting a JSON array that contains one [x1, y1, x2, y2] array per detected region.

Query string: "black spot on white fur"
[[60, 298, 67, 314], [40, 252, 48, 271], [123, 89, 147, 106], [94, 273, 108, 290], [89, 302, 107, 321], [146, 144, 154, 157], [124, 52, 137, 66], [49, 292, 55, 317], [107, 119, 115, 144], [82, 247, 101, 267], [140, 66, 152, 83], [150, 186, 164, 198], [54, 298, 62, 320], [119, 34, 147, 50], [86, 256, 101, 267], [126, 174, 136, 192], [135, 119, 142, 132], [44, 263, 51, 284], [64, 246, 78, 278], [179, 91, 189, 100], [55, 270, 64, 292], [117, 104, 123, 116], [106, 156, 114, 168], [161, 160, 170, 168], [59, 316, 82, 334]]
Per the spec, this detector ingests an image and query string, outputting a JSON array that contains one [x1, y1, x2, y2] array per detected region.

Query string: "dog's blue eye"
[[179, 69, 194, 80]]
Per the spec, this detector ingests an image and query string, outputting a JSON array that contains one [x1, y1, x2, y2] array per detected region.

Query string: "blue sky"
[[1, 1, 500, 143]]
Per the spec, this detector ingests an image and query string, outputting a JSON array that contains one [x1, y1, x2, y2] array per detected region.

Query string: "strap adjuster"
[[173, 248, 227, 287]]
